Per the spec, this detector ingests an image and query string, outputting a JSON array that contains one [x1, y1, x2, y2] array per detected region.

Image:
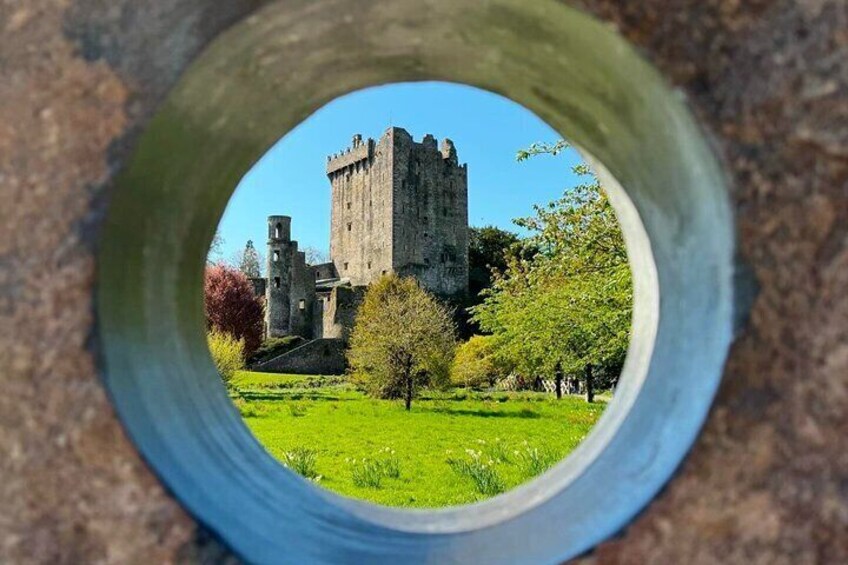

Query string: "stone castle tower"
[[327, 127, 469, 297], [256, 127, 469, 372], [264, 216, 315, 338]]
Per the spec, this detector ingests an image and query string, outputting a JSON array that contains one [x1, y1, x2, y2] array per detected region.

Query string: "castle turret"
[[266, 215, 293, 337]]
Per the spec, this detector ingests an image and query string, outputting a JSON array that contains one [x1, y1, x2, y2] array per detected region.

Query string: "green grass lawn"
[[231, 371, 606, 508]]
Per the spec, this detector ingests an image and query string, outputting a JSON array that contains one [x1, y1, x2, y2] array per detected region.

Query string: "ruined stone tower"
[[327, 127, 469, 297], [265, 215, 314, 338]]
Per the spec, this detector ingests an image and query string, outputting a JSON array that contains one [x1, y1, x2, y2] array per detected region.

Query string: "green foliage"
[[468, 225, 521, 299], [349, 458, 385, 489], [451, 335, 508, 388], [348, 274, 457, 409], [446, 450, 505, 496], [281, 447, 320, 480], [471, 141, 632, 388], [207, 329, 245, 385], [515, 441, 558, 476]]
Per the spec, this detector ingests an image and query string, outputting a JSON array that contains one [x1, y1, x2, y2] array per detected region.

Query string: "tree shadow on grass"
[[423, 407, 541, 419], [237, 391, 359, 402]]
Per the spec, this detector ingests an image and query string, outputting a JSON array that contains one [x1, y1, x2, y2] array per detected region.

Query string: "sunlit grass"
[[233, 371, 606, 508]]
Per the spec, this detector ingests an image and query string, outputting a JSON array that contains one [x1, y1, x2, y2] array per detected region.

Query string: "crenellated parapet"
[[326, 134, 375, 175]]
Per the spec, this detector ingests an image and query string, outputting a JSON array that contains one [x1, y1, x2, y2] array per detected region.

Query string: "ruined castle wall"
[[288, 249, 315, 339], [391, 130, 469, 297], [310, 262, 337, 281], [328, 134, 394, 285], [322, 285, 365, 341]]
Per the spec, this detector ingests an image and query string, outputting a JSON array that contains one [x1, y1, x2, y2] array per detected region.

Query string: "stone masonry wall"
[[328, 127, 469, 297], [288, 250, 315, 338], [328, 133, 394, 284], [391, 129, 469, 297], [265, 215, 293, 338]]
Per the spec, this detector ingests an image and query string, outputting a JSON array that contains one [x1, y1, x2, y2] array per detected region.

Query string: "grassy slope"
[[232, 371, 606, 508]]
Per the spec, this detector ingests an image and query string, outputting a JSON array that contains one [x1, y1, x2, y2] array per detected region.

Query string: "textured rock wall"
[[391, 129, 469, 298], [329, 133, 394, 284], [266, 216, 293, 338], [1, 0, 846, 563], [254, 338, 347, 375]]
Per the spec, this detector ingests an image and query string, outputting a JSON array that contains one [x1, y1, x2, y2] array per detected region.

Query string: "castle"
[[252, 127, 469, 373]]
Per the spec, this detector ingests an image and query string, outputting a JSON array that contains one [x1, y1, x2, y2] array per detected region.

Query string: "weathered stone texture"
[[253, 338, 347, 375], [1, 0, 846, 563], [329, 127, 469, 297]]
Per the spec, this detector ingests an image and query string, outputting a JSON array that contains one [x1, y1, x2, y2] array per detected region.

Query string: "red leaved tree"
[[204, 263, 264, 358]]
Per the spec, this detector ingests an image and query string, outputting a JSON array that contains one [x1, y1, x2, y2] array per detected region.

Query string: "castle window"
[[315, 271, 319, 279], [367, 261, 372, 269], [298, 299, 306, 311], [346, 202, 351, 210], [347, 223, 352, 232], [273, 250, 280, 262], [274, 223, 282, 238], [273, 277, 281, 289], [443, 207, 448, 216], [424, 258, 430, 266], [344, 262, 349, 271]]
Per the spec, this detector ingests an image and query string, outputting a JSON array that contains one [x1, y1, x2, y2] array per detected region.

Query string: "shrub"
[[451, 335, 508, 388], [207, 329, 245, 385], [281, 447, 319, 480], [446, 450, 505, 496], [204, 263, 265, 358]]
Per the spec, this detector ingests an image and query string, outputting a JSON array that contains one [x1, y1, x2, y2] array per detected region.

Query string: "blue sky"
[[214, 81, 583, 262]]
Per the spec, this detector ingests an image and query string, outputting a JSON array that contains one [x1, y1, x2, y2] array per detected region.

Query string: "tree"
[[348, 274, 456, 410], [303, 246, 329, 265], [204, 263, 265, 358], [468, 226, 520, 300], [232, 240, 263, 278], [471, 142, 632, 401], [451, 335, 509, 389], [207, 231, 225, 264]]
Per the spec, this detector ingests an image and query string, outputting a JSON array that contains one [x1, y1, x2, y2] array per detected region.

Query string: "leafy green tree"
[[468, 226, 520, 299], [451, 335, 510, 389], [471, 142, 632, 401], [234, 240, 263, 278], [348, 274, 456, 410]]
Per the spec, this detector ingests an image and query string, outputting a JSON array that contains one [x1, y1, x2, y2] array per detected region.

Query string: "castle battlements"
[[326, 128, 465, 177], [326, 134, 374, 175]]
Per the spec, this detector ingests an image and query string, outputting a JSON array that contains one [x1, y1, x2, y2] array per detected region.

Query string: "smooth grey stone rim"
[[97, 0, 735, 563]]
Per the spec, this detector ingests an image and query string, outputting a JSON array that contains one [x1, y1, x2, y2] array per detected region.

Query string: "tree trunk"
[[585, 363, 594, 403], [404, 370, 413, 411], [554, 362, 563, 399]]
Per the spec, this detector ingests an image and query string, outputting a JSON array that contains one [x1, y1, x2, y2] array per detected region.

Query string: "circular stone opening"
[[97, 1, 734, 562]]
